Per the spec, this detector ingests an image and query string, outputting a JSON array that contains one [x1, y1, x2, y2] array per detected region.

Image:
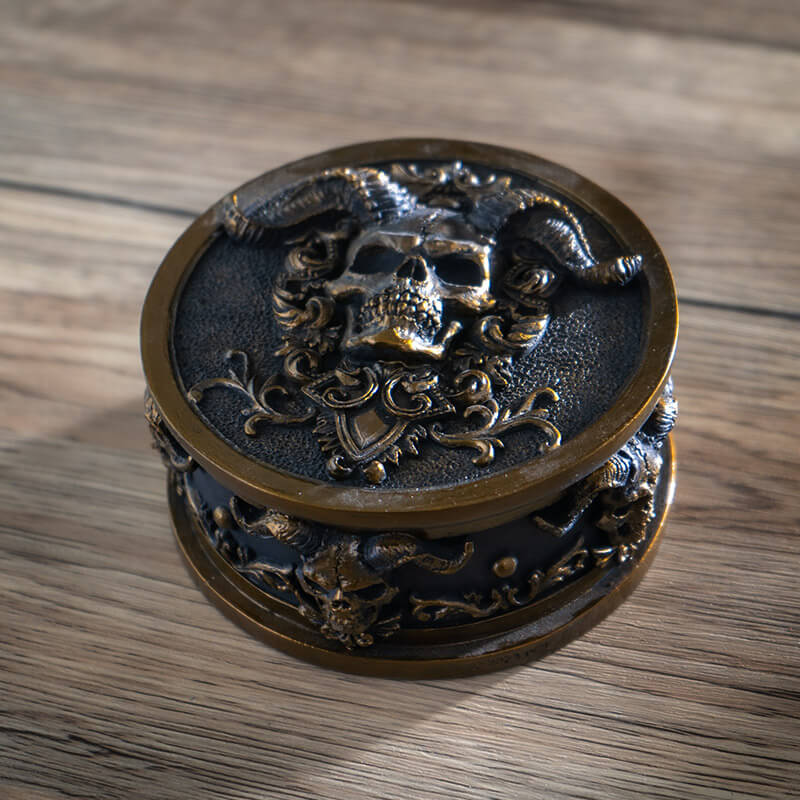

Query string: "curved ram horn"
[[364, 533, 474, 574], [468, 189, 642, 287], [222, 167, 416, 244], [228, 497, 322, 554]]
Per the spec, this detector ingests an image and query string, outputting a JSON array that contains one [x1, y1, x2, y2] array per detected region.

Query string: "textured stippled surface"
[[172, 162, 645, 489]]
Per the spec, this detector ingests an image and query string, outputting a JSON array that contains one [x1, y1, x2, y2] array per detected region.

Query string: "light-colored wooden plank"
[[0, 408, 797, 800], [1, 2, 798, 797], [496, 0, 800, 50], [1, 0, 799, 312], [0, 194, 797, 799]]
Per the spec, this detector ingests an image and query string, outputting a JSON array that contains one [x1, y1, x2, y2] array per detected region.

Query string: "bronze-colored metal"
[[151, 381, 675, 659], [166, 437, 675, 678], [141, 139, 676, 536], [141, 139, 678, 677], [187, 158, 641, 486]]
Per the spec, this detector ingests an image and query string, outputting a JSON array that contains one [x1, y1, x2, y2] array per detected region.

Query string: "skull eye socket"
[[349, 245, 406, 275], [355, 583, 388, 602], [433, 254, 486, 287]]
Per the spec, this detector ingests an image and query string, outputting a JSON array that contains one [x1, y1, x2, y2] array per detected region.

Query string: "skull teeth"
[[357, 278, 443, 340]]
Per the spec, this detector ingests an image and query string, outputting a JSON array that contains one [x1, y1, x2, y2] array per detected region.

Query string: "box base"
[[168, 438, 675, 679]]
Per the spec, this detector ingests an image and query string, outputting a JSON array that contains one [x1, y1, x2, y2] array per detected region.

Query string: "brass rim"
[[142, 139, 678, 534], [169, 437, 676, 679]]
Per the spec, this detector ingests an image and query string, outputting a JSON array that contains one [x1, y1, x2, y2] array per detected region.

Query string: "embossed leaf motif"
[[188, 349, 314, 434], [430, 388, 561, 467]]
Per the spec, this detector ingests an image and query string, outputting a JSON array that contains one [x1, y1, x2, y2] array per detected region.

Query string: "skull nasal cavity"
[[396, 256, 428, 282]]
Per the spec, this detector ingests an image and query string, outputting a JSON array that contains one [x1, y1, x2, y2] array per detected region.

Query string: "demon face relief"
[[190, 161, 643, 484], [226, 497, 475, 649]]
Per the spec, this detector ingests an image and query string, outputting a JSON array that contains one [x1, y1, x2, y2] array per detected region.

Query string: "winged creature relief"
[[188, 161, 643, 484]]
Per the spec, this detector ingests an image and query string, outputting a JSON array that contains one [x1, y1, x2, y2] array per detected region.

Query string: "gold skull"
[[326, 208, 495, 359]]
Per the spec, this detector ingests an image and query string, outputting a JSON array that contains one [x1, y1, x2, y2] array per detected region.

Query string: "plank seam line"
[[2, 177, 797, 322], [678, 297, 800, 322], [0, 178, 196, 219]]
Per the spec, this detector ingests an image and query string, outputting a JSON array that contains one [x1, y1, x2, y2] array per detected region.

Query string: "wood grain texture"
[[1, 2, 798, 799]]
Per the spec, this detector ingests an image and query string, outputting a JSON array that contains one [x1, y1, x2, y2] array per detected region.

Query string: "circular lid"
[[141, 139, 676, 535]]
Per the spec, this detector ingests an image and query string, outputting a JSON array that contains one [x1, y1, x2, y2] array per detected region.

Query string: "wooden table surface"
[[2, 2, 798, 798]]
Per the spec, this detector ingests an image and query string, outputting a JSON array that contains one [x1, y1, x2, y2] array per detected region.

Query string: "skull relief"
[[228, 497, 475, 648], [222, 164, 643, 367], [295, 537, 399, 647], [326, 208, 495, 359], [204, 162, 644, 484]]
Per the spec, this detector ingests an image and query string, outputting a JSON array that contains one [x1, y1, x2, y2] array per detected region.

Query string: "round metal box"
[[141, 139, 678, 678]]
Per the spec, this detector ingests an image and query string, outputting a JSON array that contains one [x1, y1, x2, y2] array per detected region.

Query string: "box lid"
[[141, 139, 676, 536]]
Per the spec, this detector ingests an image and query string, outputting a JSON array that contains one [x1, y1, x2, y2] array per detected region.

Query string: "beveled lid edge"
[[141, 138, 677, 535]]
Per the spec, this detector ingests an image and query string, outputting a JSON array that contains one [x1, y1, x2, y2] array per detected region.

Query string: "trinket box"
[[141, 139, 677, 678]]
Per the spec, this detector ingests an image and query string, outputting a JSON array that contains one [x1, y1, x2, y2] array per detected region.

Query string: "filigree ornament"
[[430, 388, 560, 467], [181, 474, 474, 649], [410, 538, 589, 623], [188, 350, 314, 434], [409, 533, 637, 624], [189, 161, 644, 484], [410, 383, 677, 624]]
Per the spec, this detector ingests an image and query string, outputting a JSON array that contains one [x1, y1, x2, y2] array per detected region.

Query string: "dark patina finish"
[[141, 139, 678, 677]]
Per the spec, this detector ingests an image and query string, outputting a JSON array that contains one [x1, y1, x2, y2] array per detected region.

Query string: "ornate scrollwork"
[[410, 538, 590, 622], [429, 388, 560, 467], [180, 473, 474, 649], [410, 382, 677, 624], [189, 160, 644, 484], [188, 350, 314, 434]]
